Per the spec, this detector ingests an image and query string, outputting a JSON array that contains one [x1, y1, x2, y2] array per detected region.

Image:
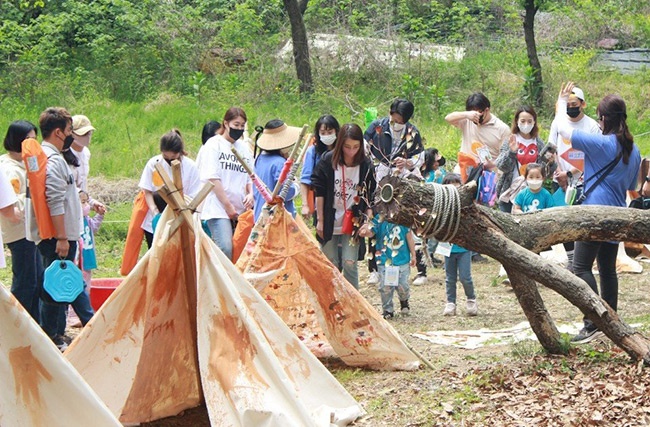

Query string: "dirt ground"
[[144, 253, 650, 427]]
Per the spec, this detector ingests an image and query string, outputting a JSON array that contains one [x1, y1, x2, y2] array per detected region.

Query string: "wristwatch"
[[645, 176, 650, 183]]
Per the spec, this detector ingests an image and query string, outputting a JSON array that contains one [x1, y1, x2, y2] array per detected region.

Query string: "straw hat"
[[72, 115, 95, 135], [255, 121, 301, 151]]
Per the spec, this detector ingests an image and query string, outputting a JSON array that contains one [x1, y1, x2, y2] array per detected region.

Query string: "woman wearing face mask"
[[0, 120, 43, 322], [69, 115, 107, 216], [138, 129, 200, 248], [495, 105, 555, 213], [197, 107, 254, 260], [300, 115, 340, 219], [556, 82, 640, 343], [363, 98, 423, 286], [252, 119, 302, 221], [364, 98, 424, 182], [311, 123, 376, 289]]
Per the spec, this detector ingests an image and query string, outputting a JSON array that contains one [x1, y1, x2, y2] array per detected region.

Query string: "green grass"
[[1, 43, 649, 182]]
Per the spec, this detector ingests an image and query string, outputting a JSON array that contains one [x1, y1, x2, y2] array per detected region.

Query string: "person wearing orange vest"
[[26, 107, 94, 351]]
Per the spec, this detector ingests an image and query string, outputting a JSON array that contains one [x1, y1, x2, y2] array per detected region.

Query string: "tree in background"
[[522, 0, 543, 109], [284, 0, 313, 94]]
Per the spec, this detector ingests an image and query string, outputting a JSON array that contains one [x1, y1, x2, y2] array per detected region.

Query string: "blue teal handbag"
[[43, 260, 84, 304]]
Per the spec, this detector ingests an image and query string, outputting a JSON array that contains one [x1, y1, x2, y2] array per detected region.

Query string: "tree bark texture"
[[523, 0, 543, 109], [374, 176, 650, 364], [284, 0, 313, 94]]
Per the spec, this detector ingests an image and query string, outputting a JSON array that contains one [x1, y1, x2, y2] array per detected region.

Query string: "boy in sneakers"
[[359, 214, 416, 319], [440, 174, 477, 316]]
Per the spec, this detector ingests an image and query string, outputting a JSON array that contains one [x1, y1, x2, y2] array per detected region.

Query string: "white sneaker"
[[412, 276, 427, 286], [443, 302, 456, 316], [367, 271, 380, 285], [466, 299, 478, 316]]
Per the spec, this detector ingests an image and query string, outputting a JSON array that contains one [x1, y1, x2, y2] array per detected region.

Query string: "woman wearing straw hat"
[[252, 119, 301, 221]]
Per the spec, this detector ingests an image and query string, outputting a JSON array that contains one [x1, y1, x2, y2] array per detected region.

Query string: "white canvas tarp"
[[0, 285, 120, 427], [65, 209, 363, 426]]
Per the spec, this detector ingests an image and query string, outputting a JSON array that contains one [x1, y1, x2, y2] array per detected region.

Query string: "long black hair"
[[597, 94, 634, 164], [4, 120, 37, 152], [313, 114, 340, 157]]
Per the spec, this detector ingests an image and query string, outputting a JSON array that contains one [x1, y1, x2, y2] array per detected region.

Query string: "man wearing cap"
[[253, 119, 301, 221], [548, 86, 601, 179], [548, 86, 600, 271], [71, 115, 106, 214]]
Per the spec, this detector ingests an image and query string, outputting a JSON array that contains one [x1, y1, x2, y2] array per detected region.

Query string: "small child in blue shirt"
[[440, 174, 477, 316], [359, 215, 416, 319], [513, 163, 555, 214]]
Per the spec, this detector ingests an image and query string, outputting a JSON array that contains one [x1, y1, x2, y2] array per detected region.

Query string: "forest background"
[[0, 0, 649, 273], [2, 3, 650, 424]]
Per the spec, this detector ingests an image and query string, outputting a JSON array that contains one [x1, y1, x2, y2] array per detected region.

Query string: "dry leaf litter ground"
[[141, 253, 650, 427]]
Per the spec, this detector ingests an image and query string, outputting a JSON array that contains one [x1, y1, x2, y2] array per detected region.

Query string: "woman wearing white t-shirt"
[[196, 107, 253, 260], [0, 120, 42, 322], [311, 123, 376, 289], [138, 129, 200, 247]]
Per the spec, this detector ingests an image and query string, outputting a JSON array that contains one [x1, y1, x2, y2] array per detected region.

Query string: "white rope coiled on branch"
[[420, 183, 461, 242]]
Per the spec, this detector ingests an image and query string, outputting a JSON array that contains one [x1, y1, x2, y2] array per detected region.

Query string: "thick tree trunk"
[[374, 176, 650, 364], [523, 0, 543, 109], [284, 0, 313, 94]]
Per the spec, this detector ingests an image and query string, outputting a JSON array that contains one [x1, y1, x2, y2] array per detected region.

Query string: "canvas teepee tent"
[[236, 206, 421, 371], [0, 285, 121, 427], [65, 164, 364, 426]]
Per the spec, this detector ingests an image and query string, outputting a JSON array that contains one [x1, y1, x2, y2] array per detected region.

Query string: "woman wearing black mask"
[[195, 107, 254, 260], [138, 129, 201, 248]]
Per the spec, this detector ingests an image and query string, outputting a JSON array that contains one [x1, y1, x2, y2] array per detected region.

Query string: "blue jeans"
[[321, 234, 359, 289], [7, 238, 43, 322], [573, 240, 618, 331], [37, 239, 94, 339], [207, 218, 235, 260], [378, 264, 410, 314], [445, 251, 476, 304]]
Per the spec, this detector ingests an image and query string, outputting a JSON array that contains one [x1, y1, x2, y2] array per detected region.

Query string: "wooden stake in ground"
[[373, 175, 650, 365]]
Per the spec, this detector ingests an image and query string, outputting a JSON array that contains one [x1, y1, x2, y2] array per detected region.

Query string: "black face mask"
[[163, 157, 173, 166], [63, 134, 75, 150], [478, 114, 485, 124], [229, 128, 245, 141], [567, 106, 581, 118]]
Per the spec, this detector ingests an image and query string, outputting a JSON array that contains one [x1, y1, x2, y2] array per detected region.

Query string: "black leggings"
[[573, 240, 618, 329]]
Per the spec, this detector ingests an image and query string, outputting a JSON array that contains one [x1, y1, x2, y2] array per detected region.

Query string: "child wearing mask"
[[512, 163, 555, 214]]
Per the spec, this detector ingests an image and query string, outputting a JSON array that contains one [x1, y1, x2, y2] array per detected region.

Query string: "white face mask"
[[319, 133, 336, 146], [391, 122, 405, 133], [519, 123, 534, 135], [527, 179, 543, 190]]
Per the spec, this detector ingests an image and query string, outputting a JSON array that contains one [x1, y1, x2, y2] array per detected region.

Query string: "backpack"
[[476, 170, 498, 207], [22, 138, 56, 240]]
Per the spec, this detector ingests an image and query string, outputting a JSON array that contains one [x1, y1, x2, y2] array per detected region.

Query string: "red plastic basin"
[[90, 278, 122, 311]]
